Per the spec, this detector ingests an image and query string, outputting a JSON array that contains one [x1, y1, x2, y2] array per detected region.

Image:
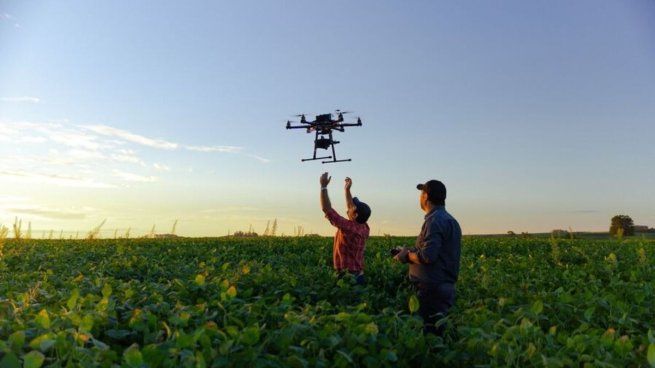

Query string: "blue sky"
[[1, 0, 654, 236]]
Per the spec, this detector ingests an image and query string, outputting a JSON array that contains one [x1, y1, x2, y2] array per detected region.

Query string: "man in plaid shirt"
[[320, 172, 371, 285]]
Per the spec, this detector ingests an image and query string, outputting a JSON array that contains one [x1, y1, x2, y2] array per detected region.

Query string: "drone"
[[286, 109, 363, 164]]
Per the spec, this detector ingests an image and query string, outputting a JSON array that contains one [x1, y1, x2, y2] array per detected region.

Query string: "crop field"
[[1, 236, 654, 367]]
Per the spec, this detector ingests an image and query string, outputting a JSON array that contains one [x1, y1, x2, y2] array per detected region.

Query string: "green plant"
[[0, 236, 653, 366]]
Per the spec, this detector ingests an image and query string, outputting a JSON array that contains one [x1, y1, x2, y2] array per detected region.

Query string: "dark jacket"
[[409, 206, 462, 285]]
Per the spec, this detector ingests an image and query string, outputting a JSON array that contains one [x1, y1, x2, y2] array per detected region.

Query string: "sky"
[[1, 0, 654, 237]]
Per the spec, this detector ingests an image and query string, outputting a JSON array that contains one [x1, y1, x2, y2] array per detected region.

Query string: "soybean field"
[[1, 236, 654, 367]]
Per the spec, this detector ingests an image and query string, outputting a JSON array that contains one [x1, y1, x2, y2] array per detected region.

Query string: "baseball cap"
[[352, 197, 371, 224], [417, 180, 447, 203]]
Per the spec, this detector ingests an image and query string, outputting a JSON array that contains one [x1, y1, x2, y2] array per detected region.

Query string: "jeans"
[[413, 282, 455, 335]]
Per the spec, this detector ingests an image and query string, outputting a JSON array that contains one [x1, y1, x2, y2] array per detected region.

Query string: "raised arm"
[[320, 172, 332, 214], [345, 177, 354, 208]]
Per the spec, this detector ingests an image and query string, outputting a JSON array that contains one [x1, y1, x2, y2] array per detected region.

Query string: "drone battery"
[[315, 114, 332, 123]]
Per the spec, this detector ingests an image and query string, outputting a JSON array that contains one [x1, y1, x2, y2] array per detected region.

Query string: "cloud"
[[7, 206, 88, 220], [112, 170, 157, 183], [84, 124, 178, 150], [185, 145, 242, 153], [44, 127, 101, 151], [153, 163, 171, 172], [200, 206, 260, 214], [247, 154, 271, 163], [0, 119, 265, 193], [0, 169, 116, 188], [111, 149, 145, 165], [568, 210, 600, 214], [0, 96, 40, 103]]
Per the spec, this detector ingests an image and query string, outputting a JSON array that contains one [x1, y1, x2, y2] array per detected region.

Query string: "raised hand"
[[320, 172, 331, 187]]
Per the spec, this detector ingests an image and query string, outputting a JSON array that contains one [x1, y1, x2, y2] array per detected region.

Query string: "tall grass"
[[0, 224, 8, 258], [12, 217, 22, 240], [87, 219, 106, 240]]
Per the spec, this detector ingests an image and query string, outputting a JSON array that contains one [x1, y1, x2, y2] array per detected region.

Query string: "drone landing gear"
[[322, 159, 351, 164], [300, 130, 352, 164], [301, 156, 332, 162]]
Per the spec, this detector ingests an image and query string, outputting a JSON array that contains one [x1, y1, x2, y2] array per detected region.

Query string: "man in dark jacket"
[[394, 179, 462, 335]]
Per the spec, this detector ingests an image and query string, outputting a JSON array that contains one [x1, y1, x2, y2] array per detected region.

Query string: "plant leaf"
[[409, 295, 420, 314], [23, 351, 45, 368]]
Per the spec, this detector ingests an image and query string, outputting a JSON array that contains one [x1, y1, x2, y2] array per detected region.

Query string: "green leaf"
[[409, 295, 420, 314], [8, 331, 25, 351], [23, 351, 45, 368], [364, 322, 379, 335], [123, 344, 144, 367], [80, 314, 94, 333], [531, 300, 544, 315], [66, 289, 79, 310], [102, 283, 112, 298], [0, 352, 20, 368], [241, 326, 260, 345], [106, 329, 132, 340], [385, 350, 398, 362], [35, 310, 50, 329], [29, 333, 55, 352], [647, 344, 655, 368]]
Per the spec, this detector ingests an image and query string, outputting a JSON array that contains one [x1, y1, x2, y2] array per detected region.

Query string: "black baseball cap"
[[352, 197, 371, 224], [417, 180, 446, 204]]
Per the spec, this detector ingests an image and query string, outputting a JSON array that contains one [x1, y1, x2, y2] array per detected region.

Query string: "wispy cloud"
[[111, 149, 145, 165], [7, 206, 88, 220], [84, 124, 178, 150], [112, 170, 157, 183], [185, 145, 243, 153], [0, 119, 266, 191], [153, 163, 171, 172], [0, 13, 20, 28], [0, 169, 116, 188], [248, 154, 271, 163], [568, 210, 600, 214], [200, 206, 260, 214], [0, 96, 40, 103]]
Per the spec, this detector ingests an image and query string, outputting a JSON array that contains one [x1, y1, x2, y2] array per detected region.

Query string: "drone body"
[[286, 110, 363, 164]]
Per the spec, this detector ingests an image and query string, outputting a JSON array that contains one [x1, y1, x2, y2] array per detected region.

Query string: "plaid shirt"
[[325, 208, 370, 272]]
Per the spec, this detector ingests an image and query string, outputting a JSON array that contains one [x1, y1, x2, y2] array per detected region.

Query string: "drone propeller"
[[335, 109, 353, 114]]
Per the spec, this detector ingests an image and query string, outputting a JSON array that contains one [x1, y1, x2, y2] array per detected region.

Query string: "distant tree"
[[551, 229, 571, 239], [507, 231, 516, 237], [609, 215, 634, 236], [233, 230, 258, 238]]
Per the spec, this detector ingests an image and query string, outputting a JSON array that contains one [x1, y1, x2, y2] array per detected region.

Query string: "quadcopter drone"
[[285, 109, 363, 164]]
